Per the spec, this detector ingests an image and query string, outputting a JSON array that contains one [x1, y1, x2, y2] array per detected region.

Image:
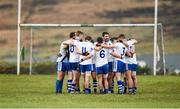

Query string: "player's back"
[[105, 41, 114, 62], [127, 40, 137, 64], [114, 42, 127, 62], [77, 41, 94, 65], [69, 40, 79, 63], [56, 41, 68, 62], [95, 47, 109, 67], [127, 40, 135, 53]]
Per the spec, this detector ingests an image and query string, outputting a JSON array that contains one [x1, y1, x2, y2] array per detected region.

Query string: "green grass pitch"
[[0, 74, 180, 108]]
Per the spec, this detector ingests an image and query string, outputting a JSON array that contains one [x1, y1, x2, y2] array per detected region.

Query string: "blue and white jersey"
[[56, 41, 68, 62], [104, 41, 114, 62], [114, 42, 127, 63], [69, 40, 79, 63], [125, 40, 137, 64], [76, 41, 94, 65], [95, 47, 110, 67]]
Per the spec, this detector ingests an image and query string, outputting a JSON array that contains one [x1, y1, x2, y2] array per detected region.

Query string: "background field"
[[0, 74, 180, 108]]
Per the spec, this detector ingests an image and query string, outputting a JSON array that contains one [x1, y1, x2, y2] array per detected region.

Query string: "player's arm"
[[126, 50, 132, 57], [94, 46, 102, 51], [63, 39, 75, 45], [110, 51, 122, 59], [131, 39, 138, 44], [109, 48, 121, 59], [80, 50, 94, 62], [80, 54, 92, 62], [101, 44, 115, 49], [75, 46, 82, 55], [123, 42, 129, 47], [57, 52, 62, 57], [129, 39, 138, 54], [129, 50, 135, 57], [93, 42, 102, 51], [61, 43, 68, 49], [120, 39, 129, 47], [57, 44, 64, 57]]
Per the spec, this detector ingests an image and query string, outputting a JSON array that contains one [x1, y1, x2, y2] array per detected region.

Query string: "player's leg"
[[91, 64, 97, 93], [115, 61, 125, 94], [79, 64, 85, 93], [96, 67, 104, 94], [91, 71, 97, 93], [107, 62, 112, 93], [111, 72, 115, 93], [102, 64, 109, 94], [126, 64, 134, 94], [75, 71, 81, 93], [109, 70, 115, 93], [114, 60, 121, 94], [67, 71, 73, 93], [97, 74, 103, 94], [56, 71, 65, 93], [60, 62, 70, 93], [67, 62, 73, 93], [132, 72, 137, 94], [70, 62, 79, 93], [63, 62, 70, 93], [84, 71, 91, 94], [131, 64, 138, 94], [111, 60, 116, 93], [107, 72, 112, 93], [71, 70, 78, 93], [115, 72, 123, 94], [87, 64, 93, 93], [80, 64, 92, 94], [88, 80, 91, 93], [120, 62, 128, 94], [107, 62, 113, 93], [55, 62, 65, 94], [123, 73, 128, 94], [103, 74, 108, 94], [81, 73, 85, 93], [108, 72, 115, 93], [120, 72, 125, 94]]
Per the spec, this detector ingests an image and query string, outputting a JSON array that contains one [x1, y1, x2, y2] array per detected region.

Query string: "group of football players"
[[55, 31, 138, 95]]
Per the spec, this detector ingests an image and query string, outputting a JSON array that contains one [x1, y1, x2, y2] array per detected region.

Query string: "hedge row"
[[0, 61, 151, 75], [0, 61, 56, 74]]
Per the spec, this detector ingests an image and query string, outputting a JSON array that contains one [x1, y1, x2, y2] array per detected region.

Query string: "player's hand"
[[85, 52, 89, 56], [57, 53, 62, 57], [82, 52, 89, 56], [130, 52, 134, 58], [96, 43, 101, 47], [80, 59, 84, 62]]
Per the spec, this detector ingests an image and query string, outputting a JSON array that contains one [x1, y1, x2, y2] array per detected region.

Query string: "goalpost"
[[17, 0, 166, 76]]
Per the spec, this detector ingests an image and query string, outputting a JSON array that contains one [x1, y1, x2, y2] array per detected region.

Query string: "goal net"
[[19, 24, 165, 75]]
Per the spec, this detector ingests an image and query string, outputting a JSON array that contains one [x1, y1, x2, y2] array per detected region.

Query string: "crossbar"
[[20, 23, 162, 27]]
